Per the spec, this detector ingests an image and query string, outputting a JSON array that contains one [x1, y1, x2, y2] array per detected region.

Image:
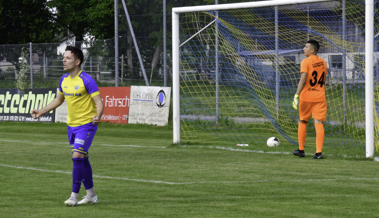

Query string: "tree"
[[85, 0, 115, 39], [0, 0, 56, 44], [48, 0, 93, 48]]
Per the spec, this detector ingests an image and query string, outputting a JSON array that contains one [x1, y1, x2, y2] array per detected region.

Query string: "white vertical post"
[[275, 6, 279, 119], [342, 0, 347, 124], [163, 0, 167, 87], [215, 0, 219, 125], [173, 11, 180, 144], [115, 0, 119, 87], [366, 0, 374, 158]]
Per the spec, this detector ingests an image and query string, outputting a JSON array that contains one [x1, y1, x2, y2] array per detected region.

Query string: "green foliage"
[[48, 0, 90, 44], [15, 48, 29, 94], [85, 0, 115, 39], [0, 0, 56, 44]]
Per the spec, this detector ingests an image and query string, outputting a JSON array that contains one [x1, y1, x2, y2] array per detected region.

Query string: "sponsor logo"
[[156, 90, 166, 108], [39, 116, 52, 121], [63, 92, 82, 97], [133, 91, 154, 100], [308, 87, 321, 92], [104, 95, 129, 107], [74, 138, 85, 145], [0, 90, 55, 114], [101, 114, 121, 121], [312, 62, 324, 68]]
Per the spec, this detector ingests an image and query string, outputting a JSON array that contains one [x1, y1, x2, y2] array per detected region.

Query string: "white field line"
[[0, 139, 67, 145], [98, 143, 166, 149], [1, 163, 379, 185], [0, 138, 367, 158], [180, 145, 366, 159], [0, 139, 165, 149]]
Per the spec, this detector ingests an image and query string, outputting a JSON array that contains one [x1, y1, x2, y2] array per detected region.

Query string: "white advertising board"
[[54, 88, 68, 123], [128, 86, 171, 126]]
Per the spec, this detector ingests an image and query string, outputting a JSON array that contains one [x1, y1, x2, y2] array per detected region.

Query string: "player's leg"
[[293, 101, 312, 157], [312, 101, 327, 159], [75, 123, 98, 204], [80, 156, 97, 199], [64, 126, 81, 206], [71, 152, 85, 201], [298, 120, 307, 151]]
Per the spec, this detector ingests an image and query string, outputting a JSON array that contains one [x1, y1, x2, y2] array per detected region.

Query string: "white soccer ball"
[[267, 137, 280, 147]]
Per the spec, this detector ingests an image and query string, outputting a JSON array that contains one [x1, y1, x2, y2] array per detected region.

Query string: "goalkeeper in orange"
[[292, 40, 328, 159]]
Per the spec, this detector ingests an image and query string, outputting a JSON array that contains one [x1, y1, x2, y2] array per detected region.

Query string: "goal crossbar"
[[172, 0, 331, 13]]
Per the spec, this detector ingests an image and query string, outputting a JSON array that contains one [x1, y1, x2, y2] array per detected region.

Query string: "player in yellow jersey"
[[292, 40, 328, 159], [31, 46, 104, 206]]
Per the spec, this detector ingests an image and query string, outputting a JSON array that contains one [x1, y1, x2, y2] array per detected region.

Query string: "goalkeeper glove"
[[292, 94, 299, 110]]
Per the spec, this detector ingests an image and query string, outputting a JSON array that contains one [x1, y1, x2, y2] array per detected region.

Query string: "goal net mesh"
[[177, 0, 379, 151]]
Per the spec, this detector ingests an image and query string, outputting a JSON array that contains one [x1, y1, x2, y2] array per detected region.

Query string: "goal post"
[[365, 0, 374, 157], [172, 0, 375, 158]]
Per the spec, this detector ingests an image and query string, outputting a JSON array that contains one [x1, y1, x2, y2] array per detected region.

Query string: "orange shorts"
[[298, 100, 327, 121]]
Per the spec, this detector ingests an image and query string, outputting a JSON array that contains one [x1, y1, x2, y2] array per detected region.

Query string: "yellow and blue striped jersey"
[[58, 71, 100, 127]]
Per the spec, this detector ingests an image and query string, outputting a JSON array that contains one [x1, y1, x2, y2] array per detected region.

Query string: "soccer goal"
[[172, 0, 376, 157]]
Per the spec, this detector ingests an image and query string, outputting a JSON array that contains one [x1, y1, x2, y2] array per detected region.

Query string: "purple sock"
[[72, 158, 85, 193], [83, 157, 94, 190]]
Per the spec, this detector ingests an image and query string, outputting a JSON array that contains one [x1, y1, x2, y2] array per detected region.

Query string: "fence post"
[[96, 64, 100, 81], [90, 57, 92, 75], [43, 52, 47, 78], [121, 55, 124, 82], [30, 42, 33, 89]]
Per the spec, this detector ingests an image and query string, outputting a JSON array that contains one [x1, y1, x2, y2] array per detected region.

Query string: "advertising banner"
[[54, 88, 68, 123], [128, 86, 171, 126], [0, 88, 56, 123], [99, 87, 130, 124]]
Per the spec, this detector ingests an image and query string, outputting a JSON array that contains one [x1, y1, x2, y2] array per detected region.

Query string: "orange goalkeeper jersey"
[[299, 55, 328, 102]]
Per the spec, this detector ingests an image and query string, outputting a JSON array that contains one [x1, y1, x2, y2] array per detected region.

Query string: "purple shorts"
[[67, 122, 98, 155]]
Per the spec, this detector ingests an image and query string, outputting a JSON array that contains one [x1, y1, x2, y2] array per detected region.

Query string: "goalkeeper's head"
[[306, 40, 320, 54], [65, 46, 84, 67]]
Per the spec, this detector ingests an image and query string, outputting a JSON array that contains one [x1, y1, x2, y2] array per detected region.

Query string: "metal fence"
[[0, 38, 171, 88]]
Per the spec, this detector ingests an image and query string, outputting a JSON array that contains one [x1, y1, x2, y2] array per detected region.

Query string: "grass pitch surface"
[[0, 122, 378, 217]]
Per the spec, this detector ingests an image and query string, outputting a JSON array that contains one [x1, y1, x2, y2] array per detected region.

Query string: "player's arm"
[[92, 95, 104, 125], [295, 72, 308, 95], [31, 93, 65, 119], [292, 72, 308, 110]]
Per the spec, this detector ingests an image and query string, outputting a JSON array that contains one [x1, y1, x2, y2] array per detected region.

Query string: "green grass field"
[[1, 122, 379, 217]]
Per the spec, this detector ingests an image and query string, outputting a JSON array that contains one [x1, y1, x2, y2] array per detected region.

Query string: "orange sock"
[[298, 122, 307, 150], [315, 123, 324, 153]]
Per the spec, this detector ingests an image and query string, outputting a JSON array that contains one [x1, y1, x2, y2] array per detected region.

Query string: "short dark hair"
[[306, 40, 320, 53], [65, 46, 84, 66]]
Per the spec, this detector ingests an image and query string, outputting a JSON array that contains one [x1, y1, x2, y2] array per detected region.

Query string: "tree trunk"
[[151, 42, 162, 70], [150, 42, 163, 84]]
